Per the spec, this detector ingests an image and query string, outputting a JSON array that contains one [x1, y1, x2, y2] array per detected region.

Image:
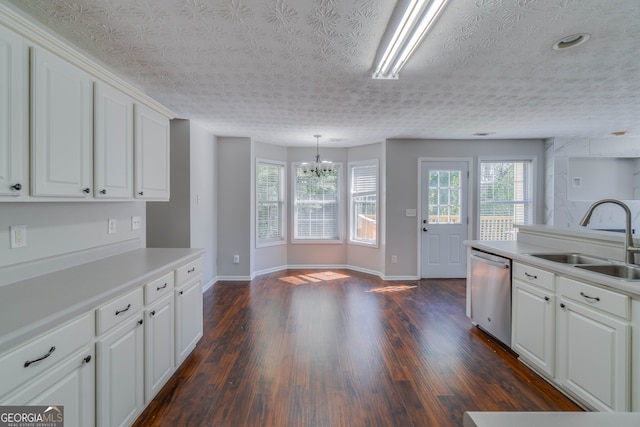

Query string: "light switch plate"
[[108, 218, 116, 234]]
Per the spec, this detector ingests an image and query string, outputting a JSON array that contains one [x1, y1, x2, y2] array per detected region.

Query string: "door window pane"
[[428, 170, 462, 224]]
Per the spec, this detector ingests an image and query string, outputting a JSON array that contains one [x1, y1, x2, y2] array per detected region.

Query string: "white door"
[[420, 161, 469, 278]]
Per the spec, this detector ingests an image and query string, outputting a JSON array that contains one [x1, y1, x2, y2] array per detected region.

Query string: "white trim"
[[417, 157, 473, 279], [0, 3, 174, 118], [201, 278, 216, 293], [348, 159, 379, 248], [255, 158, 287, 248]]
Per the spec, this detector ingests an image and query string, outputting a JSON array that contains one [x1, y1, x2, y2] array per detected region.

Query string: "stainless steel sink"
[[529, 253, 607, 265], [576, 264, 640, 281]]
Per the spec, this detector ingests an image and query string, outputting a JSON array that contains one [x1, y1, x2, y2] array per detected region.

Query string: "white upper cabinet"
[[134, 104, 170, 200], [31, 46, 93, 197], [0, 25, 26, 197], [94, 82, 134, 199]]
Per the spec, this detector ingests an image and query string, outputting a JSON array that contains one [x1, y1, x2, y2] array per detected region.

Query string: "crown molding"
[[0, 3, 175, 119]]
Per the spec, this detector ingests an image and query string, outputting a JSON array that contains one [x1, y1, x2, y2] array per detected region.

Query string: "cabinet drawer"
[[558, 276, 630, 319], [175, 258, 202, 285], [512, 262, 555, 291], [0, 313, 91, 398], [96, 287, 143, 335], [144, 271, 174, 305]]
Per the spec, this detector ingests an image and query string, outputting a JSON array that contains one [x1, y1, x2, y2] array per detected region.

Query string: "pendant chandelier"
[[302, 134, 334, 177]]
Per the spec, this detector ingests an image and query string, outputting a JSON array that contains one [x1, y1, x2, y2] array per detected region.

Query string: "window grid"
[[428, 170, 461, 224]]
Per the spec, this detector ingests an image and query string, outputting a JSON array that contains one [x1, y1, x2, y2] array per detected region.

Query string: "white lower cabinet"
[[511, 263, 632, 412], [557, 278, 630, 411], [1, 347, 95, 427], [144, 293, 175, 402], [96, 314, 145, 427], [175, 277, 203, 364], [512, 279, 555, 377]]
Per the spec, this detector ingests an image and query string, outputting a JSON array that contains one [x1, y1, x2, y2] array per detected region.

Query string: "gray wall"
[[147, 119, 217, 289], [0, 201, 146, 285], [385, 138, 546, 278], [217, 137, 251, 278]]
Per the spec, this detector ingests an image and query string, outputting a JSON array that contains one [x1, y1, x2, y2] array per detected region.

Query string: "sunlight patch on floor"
[[365, 285, 417, 293], [279, 271, 350, 285]]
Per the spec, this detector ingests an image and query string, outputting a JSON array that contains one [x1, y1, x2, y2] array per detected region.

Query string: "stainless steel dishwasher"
[[469, 249, 512, 347]]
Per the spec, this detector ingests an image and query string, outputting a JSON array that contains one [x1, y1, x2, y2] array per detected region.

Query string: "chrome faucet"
[[579, 199, 640, 265]]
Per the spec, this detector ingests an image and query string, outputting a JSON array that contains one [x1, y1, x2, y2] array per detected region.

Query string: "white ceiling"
[[9, 0, 640, 147]]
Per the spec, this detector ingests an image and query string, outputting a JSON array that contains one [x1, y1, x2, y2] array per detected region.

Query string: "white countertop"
[[463, 411, 640, 427], [0, 248, 204, 354], [465, 239, 640, 297]]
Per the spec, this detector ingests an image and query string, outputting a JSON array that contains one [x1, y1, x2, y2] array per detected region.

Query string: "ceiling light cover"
[[373, 0, 450, 80], [552, 33, 591, 50]]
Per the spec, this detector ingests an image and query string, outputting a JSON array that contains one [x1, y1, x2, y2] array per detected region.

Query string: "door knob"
[[423, 219, 427, 224], [423, 227, 428, 232]]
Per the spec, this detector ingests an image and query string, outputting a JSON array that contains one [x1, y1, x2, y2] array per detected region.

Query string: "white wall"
[[385, 138, 546, 278], [548, 137, 640, 233], [0, 202, 146, 285], [189, 122, 217, 288]]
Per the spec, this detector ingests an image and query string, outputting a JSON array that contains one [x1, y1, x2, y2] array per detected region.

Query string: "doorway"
[[419, 160, 470, 278]]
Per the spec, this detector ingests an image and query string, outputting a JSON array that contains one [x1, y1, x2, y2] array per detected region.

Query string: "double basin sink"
[[529, 253, 640, 281]]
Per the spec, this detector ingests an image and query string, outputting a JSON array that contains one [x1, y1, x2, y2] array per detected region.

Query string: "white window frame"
[[291, 162, 344, 243], [256, 159, 286, 248], [477, 157, 536, 241], [348, 159, 378, 247]]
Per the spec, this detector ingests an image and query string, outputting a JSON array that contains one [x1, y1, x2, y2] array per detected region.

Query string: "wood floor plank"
[[133, 270, 581, 427]]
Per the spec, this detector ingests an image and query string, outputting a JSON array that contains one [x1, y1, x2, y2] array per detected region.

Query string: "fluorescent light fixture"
[[373, 0, 449, 80]]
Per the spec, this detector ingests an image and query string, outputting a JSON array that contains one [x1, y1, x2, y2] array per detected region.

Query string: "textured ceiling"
[[8, 0, 640, 147]]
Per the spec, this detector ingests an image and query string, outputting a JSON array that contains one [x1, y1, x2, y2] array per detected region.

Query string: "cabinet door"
[[94, 82, 133, 199], [0, 348, 94, 427], [134, 104, 169, 200], [31, 47, 93, 197], [145, 294, 175, 402], [557, 298, 630, 411], [0, 26, 26, 197], [175, 278, 203, 364], [97, 315, 144, 427], [512, 279, 555, 377]]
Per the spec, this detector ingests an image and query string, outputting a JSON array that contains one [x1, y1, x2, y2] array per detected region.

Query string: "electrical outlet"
[[391, 255, 397, 264], [233, 254, 240, 264], [108, 218, 116, 234], [131, 216, 141, 230], [10, 225, 27, 248]]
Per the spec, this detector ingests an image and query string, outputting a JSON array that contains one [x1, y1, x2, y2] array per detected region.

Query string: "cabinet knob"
[[138, 191, 144, 196], [560, 303, 566, 309], [83, 355, 92, 364], [138, 319, 143, 326], [179, 290, 184, 295], [83, 188, 91, 194], [100, 189, 106, 195], [11, 183, 22, 191], [544, 296, 550, 302], [150, 310, 156, 317]]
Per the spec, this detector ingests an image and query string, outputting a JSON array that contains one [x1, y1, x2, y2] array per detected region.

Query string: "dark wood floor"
[[133, 269, 580, 427]]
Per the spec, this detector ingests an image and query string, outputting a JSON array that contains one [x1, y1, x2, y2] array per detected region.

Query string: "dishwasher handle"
[[470, 253, 510, 269]]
